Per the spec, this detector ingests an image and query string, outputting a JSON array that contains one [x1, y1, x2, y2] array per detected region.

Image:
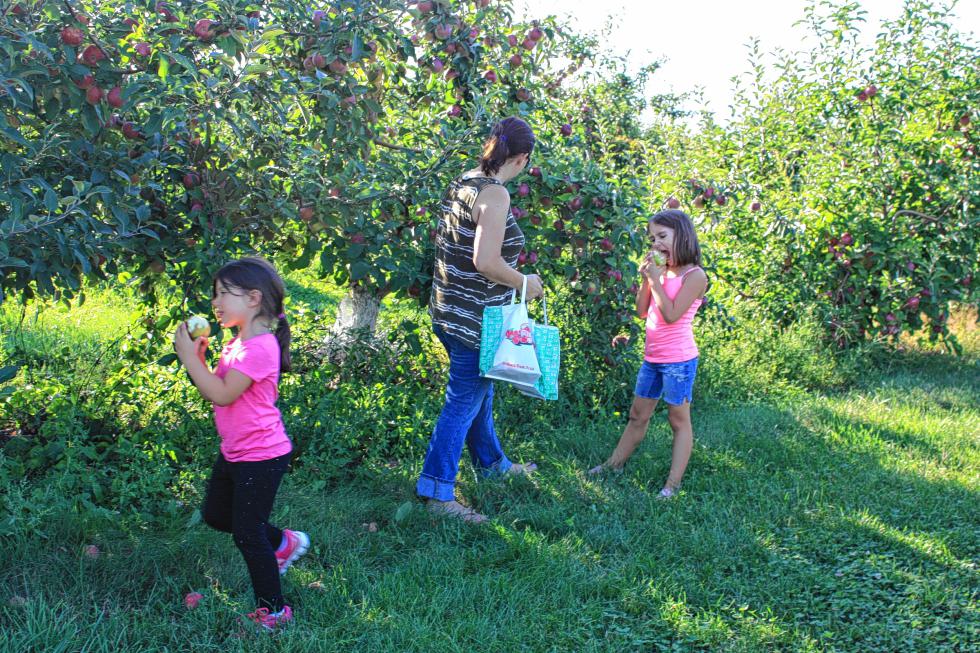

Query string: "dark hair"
[[650, 209, 701, 267], [214, 257, 291, 373], [480, 116, 535, 176]]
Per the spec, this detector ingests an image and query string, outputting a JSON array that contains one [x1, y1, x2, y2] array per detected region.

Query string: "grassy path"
[[2, 343, 977, 652]]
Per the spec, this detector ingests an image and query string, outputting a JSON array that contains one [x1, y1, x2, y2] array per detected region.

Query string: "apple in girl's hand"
[[186, 315, 210, 339], [650, 251, 667, 266]]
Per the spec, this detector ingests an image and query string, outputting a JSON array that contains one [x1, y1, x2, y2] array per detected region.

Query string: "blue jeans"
[[417, 325, 512, 501]]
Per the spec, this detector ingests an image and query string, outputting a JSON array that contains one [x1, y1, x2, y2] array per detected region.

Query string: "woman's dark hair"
[[214, 257, 291, 373], [480, 116, 535, 176], [650, 209, 701, 267]]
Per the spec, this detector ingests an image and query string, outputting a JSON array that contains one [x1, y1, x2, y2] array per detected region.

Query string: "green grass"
[[1, 287, 978, 652]]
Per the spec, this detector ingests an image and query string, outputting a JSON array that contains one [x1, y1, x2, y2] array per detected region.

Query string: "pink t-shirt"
[[644, 267, 703, 363], [213, 333, 292, 462]]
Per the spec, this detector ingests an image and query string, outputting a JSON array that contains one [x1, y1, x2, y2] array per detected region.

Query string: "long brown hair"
[[480, 116, 535, 176], [214, 257, 292, 373], [651, 209, 701, 267]]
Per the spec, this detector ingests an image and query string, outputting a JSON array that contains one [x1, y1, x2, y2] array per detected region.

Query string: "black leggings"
[[202, 451, 291, 611]]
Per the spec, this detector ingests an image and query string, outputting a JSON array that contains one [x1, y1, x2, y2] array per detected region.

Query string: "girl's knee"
[[629, 403, 655, 425], [667, 406, 691, 430], [202, 508, 231, 533]]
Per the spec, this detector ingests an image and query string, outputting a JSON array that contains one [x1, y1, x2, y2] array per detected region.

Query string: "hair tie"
[[277, 313, 286, 320], [498, 133, 508, 144]]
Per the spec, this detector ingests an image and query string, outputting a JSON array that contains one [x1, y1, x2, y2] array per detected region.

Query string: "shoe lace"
[[247, 607, 271, 625]]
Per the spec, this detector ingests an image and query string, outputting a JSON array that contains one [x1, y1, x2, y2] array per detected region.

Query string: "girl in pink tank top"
[[589, 210, 707, 499]]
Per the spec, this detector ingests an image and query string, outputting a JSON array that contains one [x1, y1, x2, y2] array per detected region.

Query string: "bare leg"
[[664, 401, 693, 489], [589, 396, 658, 472]]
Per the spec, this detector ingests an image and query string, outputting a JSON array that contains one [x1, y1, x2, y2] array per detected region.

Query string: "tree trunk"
[[323, 285, 382, 360]]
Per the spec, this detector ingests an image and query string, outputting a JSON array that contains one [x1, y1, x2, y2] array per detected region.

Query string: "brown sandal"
[[426, 499, 488, 524]]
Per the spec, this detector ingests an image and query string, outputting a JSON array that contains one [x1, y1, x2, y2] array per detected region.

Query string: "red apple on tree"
[[61, 26, 84, 46], [183, 172, 201, 189], [81, 45, 105, 66], [509, 54, 523, 67], [107, 86, 123, 108], [121, 122, 142, 140], [329, 58, 347, 75], [522, 37, 536, 50], [134, 42, 151, 57], [483, 69, 497, 82], [447, 104, 461, 118], [750, 200, 761, 212], [417, 1, 433, 13], [517, 182, 530, 197], [529, 166, 541, 178], [85, 85, 103, 105], [507, 34, 518, 47], [529, 26, 544, 41], [193, 19, 214, 40], [666, 197, 680, 209], [74, 74, 95, 89], [299, 205, 314, 221], [560, 123, 572, 136], [600, 237, 614, 252]]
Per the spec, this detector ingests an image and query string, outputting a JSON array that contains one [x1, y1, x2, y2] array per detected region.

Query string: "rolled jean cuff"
[[416, 474, 457, 502], [478, 454, 512, 478]]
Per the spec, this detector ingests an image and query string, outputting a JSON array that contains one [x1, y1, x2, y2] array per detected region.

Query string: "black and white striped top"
[[429, 175, 524, 349]]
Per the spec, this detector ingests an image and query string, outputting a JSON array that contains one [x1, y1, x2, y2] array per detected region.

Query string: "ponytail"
[[275, 312, 292, 373], [480, 116, 535, 176]]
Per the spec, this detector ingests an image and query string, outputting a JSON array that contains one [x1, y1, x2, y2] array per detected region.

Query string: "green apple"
[[651, 251, 667, 266], [187, 315, 211, 339]]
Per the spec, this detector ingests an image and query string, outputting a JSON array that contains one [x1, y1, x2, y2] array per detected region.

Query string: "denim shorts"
[[634, 357, 698, 405]]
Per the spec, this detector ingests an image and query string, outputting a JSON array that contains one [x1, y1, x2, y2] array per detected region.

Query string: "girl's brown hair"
[[651, 209, 701, 267], [214, 257, 291, 373], [480, 116, 535, 176]]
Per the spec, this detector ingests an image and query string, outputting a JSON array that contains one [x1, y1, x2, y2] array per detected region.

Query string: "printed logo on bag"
[[504, 324, 534, 346]]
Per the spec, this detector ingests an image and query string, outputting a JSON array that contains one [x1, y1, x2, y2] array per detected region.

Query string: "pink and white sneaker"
[[275, 529, 310, 576], [247, 605, 293, 632]]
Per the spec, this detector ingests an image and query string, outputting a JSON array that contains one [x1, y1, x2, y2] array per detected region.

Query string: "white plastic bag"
[[480, 276, 542, 387]]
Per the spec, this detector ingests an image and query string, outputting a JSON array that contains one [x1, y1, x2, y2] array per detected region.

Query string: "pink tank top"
[[644, 267, 703, 363]]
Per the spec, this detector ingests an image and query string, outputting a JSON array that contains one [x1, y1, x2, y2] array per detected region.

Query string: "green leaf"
[[158, 56, 170, 80], [0, 365, 20, 384], [350, 261, 371, 280], [394, 501, 413, 523], [43, 189, 58, 214]]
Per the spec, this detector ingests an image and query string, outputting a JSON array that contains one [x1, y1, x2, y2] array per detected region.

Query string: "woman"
[[418, 117, 544, 523]]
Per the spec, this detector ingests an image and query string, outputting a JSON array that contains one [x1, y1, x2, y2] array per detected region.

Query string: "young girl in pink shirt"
[[174, 257, 308, 631], [589, 210, 707, 498]]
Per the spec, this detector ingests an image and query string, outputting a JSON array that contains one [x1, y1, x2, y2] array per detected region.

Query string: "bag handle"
[[508, 277, 548, 324], [509, 274, 528, 305]]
